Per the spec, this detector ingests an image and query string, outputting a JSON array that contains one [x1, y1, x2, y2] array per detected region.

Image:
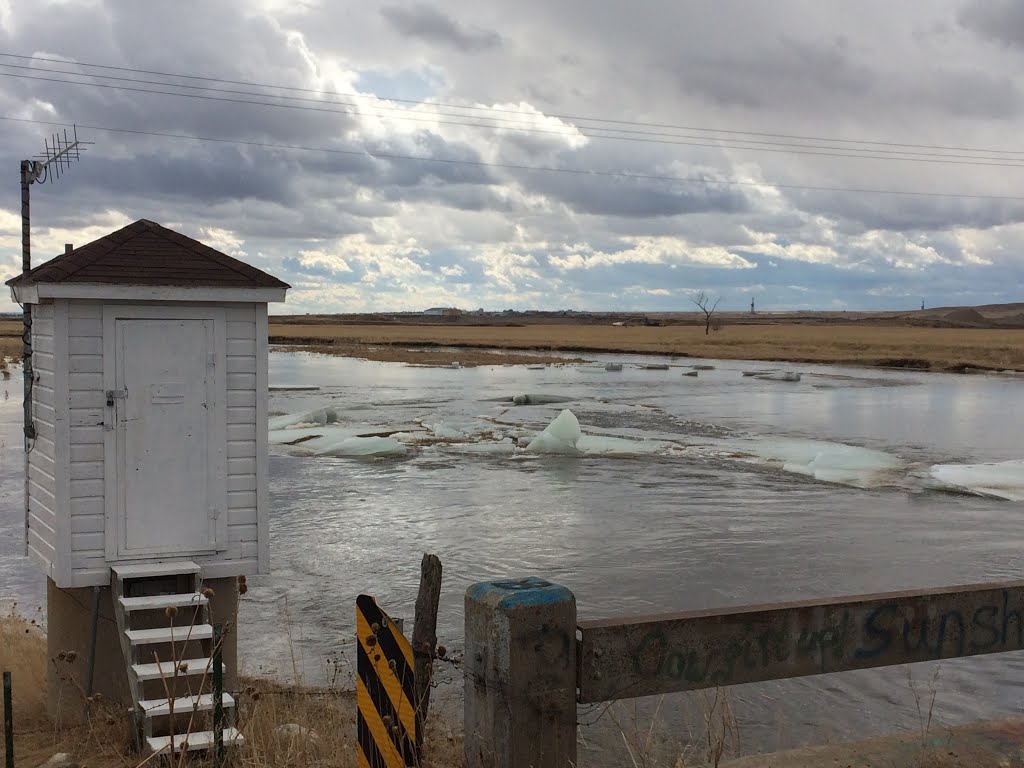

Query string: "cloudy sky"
[[1, 0, 1024, 313]]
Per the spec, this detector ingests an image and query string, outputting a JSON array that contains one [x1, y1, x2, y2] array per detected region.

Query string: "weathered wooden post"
[[412, 552, 442, 737], [464, 577, 576, 768]]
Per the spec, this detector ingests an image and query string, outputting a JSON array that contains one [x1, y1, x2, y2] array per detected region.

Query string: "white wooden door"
[[110, 315, 226, 559]]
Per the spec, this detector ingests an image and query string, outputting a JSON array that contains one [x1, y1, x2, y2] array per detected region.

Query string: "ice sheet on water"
[[577, 434, 683, 456], [268, 425, 359, 446], [417, 416, 495, 440], [308, 435, 408, 458], [924, 460, 1024, 501], [438, 439, 518, 455], [720, 437, 904, 487], [425, 422, 467, 439], [269, 407, 339, 431]]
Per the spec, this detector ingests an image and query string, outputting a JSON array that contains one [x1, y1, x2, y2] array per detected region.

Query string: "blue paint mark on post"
[[468, 577, 574, 609]]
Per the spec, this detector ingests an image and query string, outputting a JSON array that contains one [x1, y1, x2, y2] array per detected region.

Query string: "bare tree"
[[691, 290, 721, 335]]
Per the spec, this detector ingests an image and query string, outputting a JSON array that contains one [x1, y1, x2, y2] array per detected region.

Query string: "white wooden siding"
[[27, 302, 58, 578], [65, 302, 106, 582], [62, 301, 262, 586]]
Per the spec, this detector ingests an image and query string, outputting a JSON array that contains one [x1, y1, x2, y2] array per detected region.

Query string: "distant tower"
[[921, 300, 925, 311], [751, 297, 756, 314]]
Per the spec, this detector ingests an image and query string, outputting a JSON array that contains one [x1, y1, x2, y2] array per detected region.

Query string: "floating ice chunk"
[[755, 372, 801, 382], [642, 364, 670, 370], [725, 437, 903, 487], [512, 394, 574, 405], [605, 363, 623, 372], [924, 460, 1024, 501], [577, 434, 681, 455], [269, 407, 339, 431], [525, 409, 582, 454], [311, 436, 407, 458], [427, 422, 467, 439], [524, 409, 682, 457]]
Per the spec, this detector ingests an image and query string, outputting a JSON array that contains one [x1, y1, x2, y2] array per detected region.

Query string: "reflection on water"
[[1, 352, 1022, 762]]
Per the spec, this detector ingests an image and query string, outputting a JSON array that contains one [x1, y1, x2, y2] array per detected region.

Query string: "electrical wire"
[[4, 114, 1024, 201], [6, 70, 1024, 168], [4, 51, 1024, 156], [3, 61, 1023, 164]]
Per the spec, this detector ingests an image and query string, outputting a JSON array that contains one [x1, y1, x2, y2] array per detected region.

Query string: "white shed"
[[7, 218, 289, 588]]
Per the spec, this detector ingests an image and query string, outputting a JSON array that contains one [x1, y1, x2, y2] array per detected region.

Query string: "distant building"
[[422, 307, 448, 316]]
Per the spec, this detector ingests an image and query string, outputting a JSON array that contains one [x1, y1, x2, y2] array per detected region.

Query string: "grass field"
[[268, 322, 1024, 372], [0, 319, 20, 363], [2, 317, 1020, 371]]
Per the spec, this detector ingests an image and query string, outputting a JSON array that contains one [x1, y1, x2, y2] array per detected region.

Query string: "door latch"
[[105, 388, 127, 407]]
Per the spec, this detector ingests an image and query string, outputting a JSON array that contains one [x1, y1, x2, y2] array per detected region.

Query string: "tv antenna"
[[19, 125, 90, 550]]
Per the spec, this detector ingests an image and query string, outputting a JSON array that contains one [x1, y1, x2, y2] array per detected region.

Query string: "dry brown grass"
[[3, 612, 1022, 768], [0, 613, 461, 768], [268, 322, 1024, 372], [1, 315, 1018, 370], [0, 319, 23, 366]]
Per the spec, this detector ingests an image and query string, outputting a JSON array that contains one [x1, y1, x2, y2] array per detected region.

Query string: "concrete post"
[[464, 577, 577, 768]]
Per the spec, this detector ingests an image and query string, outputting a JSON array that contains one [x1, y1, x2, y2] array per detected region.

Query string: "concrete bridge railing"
[[463, 577, 1024, 768]]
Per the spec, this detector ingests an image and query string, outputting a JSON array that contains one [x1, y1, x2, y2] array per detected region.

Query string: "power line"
[[3, 50, 1023, 157], [4, 114, 1024, 202], [4, 61, 1024, 164], [7, 70, 1024, 169]]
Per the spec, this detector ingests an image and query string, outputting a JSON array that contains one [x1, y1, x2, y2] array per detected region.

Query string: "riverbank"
[[2, 317, 1020, 371], [4, 604, 1021, 767], [267, 322, 1024, 372]]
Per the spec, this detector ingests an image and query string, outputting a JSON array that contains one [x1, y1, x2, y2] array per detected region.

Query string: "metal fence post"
[[464, 577, 576, 768], [212, 624, 224, 766], [4, 671, 13, 768]]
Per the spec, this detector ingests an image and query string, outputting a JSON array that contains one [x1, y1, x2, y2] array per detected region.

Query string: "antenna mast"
[[19, 125, 90, 550]]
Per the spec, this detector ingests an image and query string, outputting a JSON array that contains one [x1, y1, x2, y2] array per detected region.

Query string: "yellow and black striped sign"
[[356, 594, 418, 768]]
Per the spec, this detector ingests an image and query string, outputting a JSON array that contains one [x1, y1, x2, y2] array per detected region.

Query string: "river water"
[[2, 350, 1023, 763]]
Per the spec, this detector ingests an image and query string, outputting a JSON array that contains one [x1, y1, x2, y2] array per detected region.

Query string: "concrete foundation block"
[[46, 575, 240, 727]]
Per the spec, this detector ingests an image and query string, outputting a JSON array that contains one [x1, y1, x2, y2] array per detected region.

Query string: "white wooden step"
[[113, 561, 200, 580], [146, 727, 243, 754], [139, 692, 235, 718], [126, 625, 213, 646], [119, 593, 207, 612], [132, 657, 219, 681]]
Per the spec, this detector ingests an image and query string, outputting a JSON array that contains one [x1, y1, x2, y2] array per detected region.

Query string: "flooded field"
[[2, 349, 1023, 762]]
